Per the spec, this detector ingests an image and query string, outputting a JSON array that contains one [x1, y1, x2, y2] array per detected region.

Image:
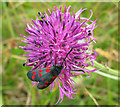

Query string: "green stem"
[[86, 61, 120, 81], [89, 60, 119, 76], [85, 67, 119, 80]]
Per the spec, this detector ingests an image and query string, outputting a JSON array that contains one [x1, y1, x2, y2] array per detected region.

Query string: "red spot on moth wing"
[[44, 85, 47, 87], [33, 71, 36, 75], [39, 85, 43, 87], [32, 75, 35, 79], [39, 69, 42, 72], [41, 78, 46, 81], [46, 69, 51, 73], [52, 76, 57, 79], [39, 73, 42, 77], [46, 66, 51, 69], [45, 81, 49, 83], [32, 71, 36, 79], [49, 81, 52, 83]]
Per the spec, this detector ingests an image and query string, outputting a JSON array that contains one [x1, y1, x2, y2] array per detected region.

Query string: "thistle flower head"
[[20, 5, 97, 104]]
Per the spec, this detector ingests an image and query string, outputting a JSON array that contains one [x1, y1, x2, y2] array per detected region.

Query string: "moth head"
[[54, 65, 63, 74], [56, 65, 63, 70]]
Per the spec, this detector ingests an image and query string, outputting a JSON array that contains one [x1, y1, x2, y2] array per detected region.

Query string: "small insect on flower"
[[27, 48, 84, 89], [19, 5, 98, 104]]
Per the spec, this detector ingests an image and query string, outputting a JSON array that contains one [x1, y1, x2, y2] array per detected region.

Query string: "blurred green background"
[[1, 1, 119, 106]]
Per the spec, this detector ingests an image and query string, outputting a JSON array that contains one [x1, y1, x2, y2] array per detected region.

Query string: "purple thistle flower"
[[19, 5, 97, 104]]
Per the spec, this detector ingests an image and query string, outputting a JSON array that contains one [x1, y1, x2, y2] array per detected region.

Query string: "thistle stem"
[[85, 60, 120, 80]]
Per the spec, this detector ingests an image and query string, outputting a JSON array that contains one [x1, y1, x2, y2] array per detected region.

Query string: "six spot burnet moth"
[[27, 47, 84, 89]]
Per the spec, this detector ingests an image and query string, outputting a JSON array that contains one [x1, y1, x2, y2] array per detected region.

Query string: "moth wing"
[[27, 66, 58, 89], [27, 67, 54, 82], [27, 70, 37, 81], [34, 66, 55, 82], [37, 76, 55, 89], [37, 81, 51, 89], [37, 72, 58, 89], [27, 68, 46, 81]]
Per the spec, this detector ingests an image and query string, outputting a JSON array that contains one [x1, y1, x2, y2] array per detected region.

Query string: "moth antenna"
[[49, 48, 54, 65], [61, 47, 73, 65]]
